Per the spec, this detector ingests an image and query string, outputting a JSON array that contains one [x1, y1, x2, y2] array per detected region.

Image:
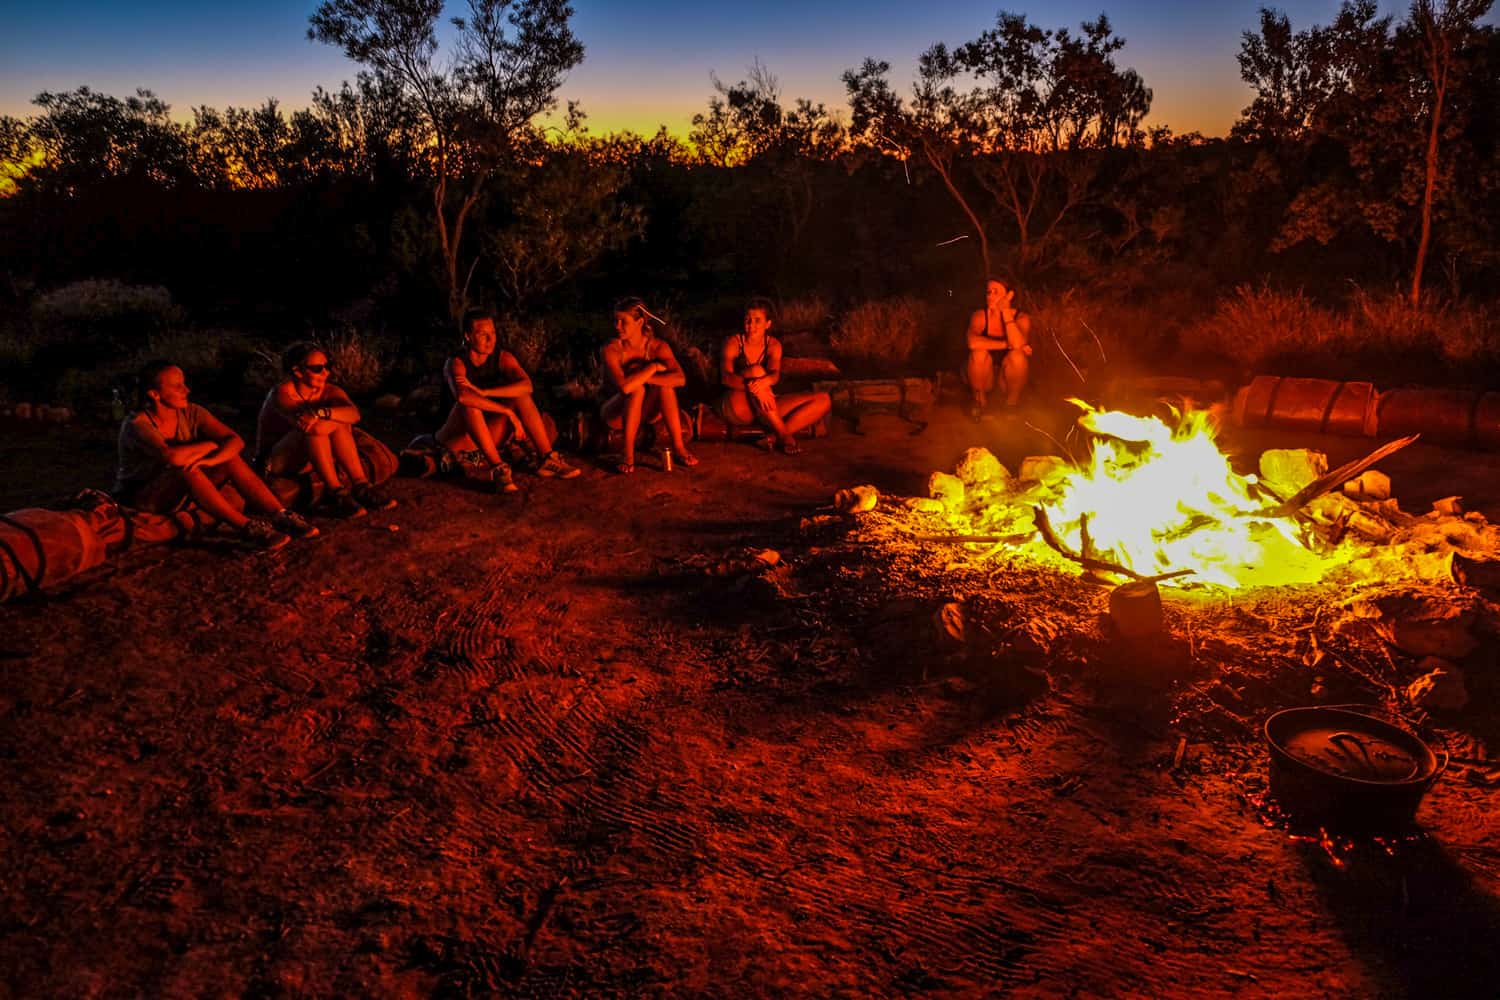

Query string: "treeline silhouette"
[[0, 2, 1495, 379]]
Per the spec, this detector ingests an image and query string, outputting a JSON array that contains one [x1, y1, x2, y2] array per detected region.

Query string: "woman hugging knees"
[[717, 297, 831, 455], [256, 342, 396, 518], [116, 360, 319, 551], [600, 297, 697, 474]]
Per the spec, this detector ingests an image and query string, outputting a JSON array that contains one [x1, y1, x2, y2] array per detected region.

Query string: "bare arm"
[[720, 337, 747, 390], [757, 338, 785, 390], [181, 408, 245, 468], [645, 343, 686, 388], [273, 382, 361, 430], [1006, 312, 1033, 355], [474, 352, 534, 399], [966, 310, 1009, 351], [603, 343, 661, 395], [447, 358, 519, 414]]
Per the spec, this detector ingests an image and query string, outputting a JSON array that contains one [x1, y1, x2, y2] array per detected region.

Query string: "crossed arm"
[[603, 342, 687, 395], [720, 337, 784, 393], [272, 383, 361, 431], [966, 310, 1033, 355], [445, 352, 535, 415]]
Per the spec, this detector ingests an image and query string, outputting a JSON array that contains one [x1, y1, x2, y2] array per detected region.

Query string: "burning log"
[[1032, 505, 1194, 584]]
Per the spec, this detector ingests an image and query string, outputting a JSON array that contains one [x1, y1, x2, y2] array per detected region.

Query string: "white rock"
[[1260, 448, 1328, 493], [834, 485, 879, 514], [928, 472, 965, 510], [1017, 456, 1067, 484], [904, 497, 945, 514], [955, 447, 1008, 486], [1342, 469, 1391, 501]]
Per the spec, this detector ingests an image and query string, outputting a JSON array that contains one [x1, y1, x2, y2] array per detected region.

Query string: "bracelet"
[[317, 406, 332, 420]]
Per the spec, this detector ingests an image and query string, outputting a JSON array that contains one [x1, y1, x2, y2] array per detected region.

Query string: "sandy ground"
[[2, 399, 1499, 998]]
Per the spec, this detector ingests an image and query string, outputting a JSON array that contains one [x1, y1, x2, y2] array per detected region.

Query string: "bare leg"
[[449, 405, 513, 467], [510, 393, 555, 455], [777, 391, 832, 436], [656, 385, 696, 462], [1000, 350, 1030, 407], [222, 455, 287, 514], [180, 466, 250, 528], [966, 350, 995, 409], [300, 425, 343, 488], [327, 424, 371, 485], [621, 388, 647, 467]]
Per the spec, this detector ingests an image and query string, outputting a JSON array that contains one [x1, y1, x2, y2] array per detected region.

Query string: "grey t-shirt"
[[114, 403, 211, 493]]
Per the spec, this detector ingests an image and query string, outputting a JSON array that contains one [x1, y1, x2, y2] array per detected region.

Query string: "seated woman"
[[255, 342, 396, 518], [115, 360, 319, 551], [718, 297, 831, 455], [600, 297, 697, 474], [435, 309, 581, 494], [963, 276, 1033, 417]]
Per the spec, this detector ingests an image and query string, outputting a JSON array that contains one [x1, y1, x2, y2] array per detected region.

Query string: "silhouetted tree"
[[308, 0, 585, 323], [845, 12, 1150, 277]]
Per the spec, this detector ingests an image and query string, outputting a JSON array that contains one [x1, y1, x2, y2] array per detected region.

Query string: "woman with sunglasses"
[[255, 342, 396, 518], [600, 296, 697, 474]]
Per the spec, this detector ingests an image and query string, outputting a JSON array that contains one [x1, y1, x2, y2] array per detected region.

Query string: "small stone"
[[1407, 661, 1468, 712], [1433, 496, 1464, 516], [1259, 448, 1328, 493], [928, 472, 965, 510], [933, 601, 967, 650], [954, 447, 1008, 487], [834, 485, 879, 514], [1017, 456, 1067, 484], [1342, 469, 1391, 501]]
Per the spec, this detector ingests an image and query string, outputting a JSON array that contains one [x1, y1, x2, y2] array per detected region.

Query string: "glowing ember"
[[1044, 401, 1346, 590]]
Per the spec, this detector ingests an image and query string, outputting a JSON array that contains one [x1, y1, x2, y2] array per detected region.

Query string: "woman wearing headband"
[[600, 297, 697, 474]]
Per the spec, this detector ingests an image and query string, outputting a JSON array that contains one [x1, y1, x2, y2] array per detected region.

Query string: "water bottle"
[[661, 446, 673, 473], [110, 388, 126, 423]]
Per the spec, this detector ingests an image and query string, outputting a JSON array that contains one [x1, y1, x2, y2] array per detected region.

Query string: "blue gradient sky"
[[0, 1, 1421, 137]]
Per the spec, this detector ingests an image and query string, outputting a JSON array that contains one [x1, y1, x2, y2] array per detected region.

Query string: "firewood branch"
[[1032, 506, 1193, 583]]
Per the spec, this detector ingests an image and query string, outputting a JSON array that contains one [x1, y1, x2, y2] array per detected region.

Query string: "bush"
[[31, 279, 186, 358], [496, 315, 556, 376], [832, 297, 928, 369], [777, 295, 832, 334], [319, 327, 390, 396]]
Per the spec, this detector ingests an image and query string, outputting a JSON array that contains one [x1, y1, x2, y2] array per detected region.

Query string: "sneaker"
[[318, 488, 368, 519], [352, 482, 397, 511], [239, 518, 291, 552], [535, 450, 581, 479], [270, 509, 320, 540], [490, 460, 520, 494]]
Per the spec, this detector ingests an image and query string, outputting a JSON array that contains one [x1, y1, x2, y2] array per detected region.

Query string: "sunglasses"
[[298, 364, 332, 374]]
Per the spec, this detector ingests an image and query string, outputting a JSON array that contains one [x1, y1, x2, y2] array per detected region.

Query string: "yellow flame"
[[1026, 401, 1354, 591]]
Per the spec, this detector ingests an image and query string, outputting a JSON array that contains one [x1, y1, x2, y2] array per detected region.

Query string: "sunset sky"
[[0, 1, 1425, 138]]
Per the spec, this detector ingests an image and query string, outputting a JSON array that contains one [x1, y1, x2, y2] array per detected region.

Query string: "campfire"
[[907, 401, 1494, 593]]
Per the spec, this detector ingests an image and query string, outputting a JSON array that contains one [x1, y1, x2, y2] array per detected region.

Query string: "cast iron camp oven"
[[1265, 706, 1446, 831]]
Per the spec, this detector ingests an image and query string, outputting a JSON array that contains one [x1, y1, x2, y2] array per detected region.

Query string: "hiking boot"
[[535, 450, 581, 479], [490, 460, 519, 494], [270, 509, 320, 540], [239, 518, 291, 552], [318, 488, 368, 519], [352, 482, 397, 511]]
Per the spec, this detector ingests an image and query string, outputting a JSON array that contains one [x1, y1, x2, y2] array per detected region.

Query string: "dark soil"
[[3, 400, 1499, 998]]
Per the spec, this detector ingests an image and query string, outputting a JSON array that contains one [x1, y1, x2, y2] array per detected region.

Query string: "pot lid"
[[1282, 726, 1421, 782]]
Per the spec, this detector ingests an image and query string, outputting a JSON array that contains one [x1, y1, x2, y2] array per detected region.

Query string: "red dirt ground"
[[3, 403, 1499, 998]]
